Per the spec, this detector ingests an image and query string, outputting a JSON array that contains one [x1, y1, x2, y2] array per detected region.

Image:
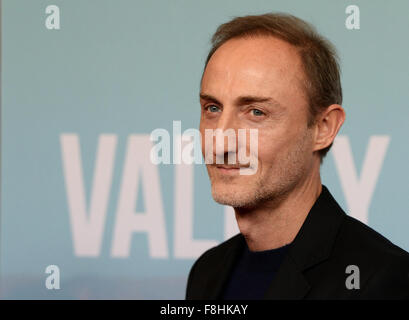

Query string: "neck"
[[234, 173, 322, 252]]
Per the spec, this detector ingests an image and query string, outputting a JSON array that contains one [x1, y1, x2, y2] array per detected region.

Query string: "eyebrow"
[[199, 93, 284, 110]]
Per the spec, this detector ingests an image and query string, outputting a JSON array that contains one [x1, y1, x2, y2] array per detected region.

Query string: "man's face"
[[200, 36, 317, 209]]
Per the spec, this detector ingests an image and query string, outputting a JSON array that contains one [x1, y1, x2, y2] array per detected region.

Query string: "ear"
[[313, 104, 346, 152]]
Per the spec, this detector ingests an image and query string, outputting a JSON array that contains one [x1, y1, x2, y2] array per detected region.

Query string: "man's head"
[[199, 13, 345, 208]]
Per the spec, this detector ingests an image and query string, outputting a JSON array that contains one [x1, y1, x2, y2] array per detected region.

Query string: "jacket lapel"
[[263, 254, 311, 299], [204, 234, 246, 299], [264, 185, 345, 299]]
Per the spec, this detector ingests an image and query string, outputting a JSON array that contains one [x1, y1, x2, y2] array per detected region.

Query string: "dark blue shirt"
[[222, 242, 291, 300]]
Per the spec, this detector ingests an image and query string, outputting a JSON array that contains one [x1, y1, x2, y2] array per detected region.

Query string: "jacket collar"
[[287, 184, 346, 271], [264, 184, 346, 299], [205, 184, 346, 299]]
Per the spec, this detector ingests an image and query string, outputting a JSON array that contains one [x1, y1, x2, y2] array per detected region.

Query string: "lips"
[[216, 165, 243, 169], [215, 164, 249, 175]]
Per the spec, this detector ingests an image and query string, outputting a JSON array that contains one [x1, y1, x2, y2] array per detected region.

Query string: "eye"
[[205, 105, 221, 113], [251, 109, 265, 116]]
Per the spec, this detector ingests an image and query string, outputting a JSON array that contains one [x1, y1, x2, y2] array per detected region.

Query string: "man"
[[185, 13, 409, 299]]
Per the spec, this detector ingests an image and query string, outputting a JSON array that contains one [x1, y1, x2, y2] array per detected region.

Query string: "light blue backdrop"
[[1, 0, 409, 299]]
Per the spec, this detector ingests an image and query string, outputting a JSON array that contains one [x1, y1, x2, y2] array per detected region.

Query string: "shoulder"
[[338, 214, 409, 260], [334, 215, 409, 298], [185, 233, 243, 299]]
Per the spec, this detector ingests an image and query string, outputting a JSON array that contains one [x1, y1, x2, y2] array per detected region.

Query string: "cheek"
[[256, 134, 283, 166], [256, 128, 299, 165]]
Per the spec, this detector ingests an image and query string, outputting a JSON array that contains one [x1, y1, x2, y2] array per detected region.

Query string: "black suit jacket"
[[186, 185, 409, 299]]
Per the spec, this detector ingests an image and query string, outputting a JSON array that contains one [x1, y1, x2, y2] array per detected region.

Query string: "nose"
[[213, 108, 238, 164]]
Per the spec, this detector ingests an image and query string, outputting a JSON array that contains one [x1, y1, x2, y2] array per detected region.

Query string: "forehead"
[[201, 36, 307, 103]]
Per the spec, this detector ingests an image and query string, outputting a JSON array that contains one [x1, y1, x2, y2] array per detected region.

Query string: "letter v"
[[332, 135, 390, 224], [60, 134, 117, 256]]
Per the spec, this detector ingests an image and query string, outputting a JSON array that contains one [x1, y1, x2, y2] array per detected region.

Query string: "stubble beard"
[[209, 166, 298, 210], [208, 129, 313, 210]]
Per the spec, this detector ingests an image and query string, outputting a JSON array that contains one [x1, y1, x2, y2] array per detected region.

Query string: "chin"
[[211, 183, 257, 208]]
